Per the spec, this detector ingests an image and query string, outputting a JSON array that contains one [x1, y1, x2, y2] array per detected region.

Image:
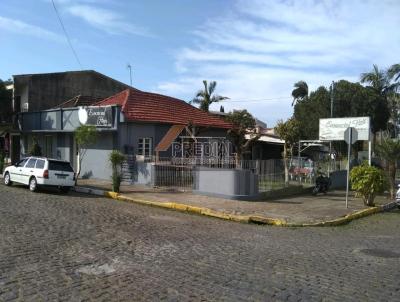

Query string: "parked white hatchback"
[[3, 157, 75, 193]]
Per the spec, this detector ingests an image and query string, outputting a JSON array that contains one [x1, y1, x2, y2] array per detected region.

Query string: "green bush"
[[109, 150, 126, 193], [28, 138, 42, 156], [350, 163, 388, 206]]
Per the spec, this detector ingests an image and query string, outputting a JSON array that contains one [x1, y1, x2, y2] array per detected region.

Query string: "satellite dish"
[[78, 107, 88, 125]]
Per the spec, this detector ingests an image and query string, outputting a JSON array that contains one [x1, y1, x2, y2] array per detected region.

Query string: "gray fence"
[[133, 157, 346, 193]]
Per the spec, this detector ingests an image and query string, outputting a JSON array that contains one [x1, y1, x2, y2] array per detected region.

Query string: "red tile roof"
[[95, 88, 232, 129]]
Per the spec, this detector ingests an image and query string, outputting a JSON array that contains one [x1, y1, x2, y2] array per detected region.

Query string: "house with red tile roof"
[[18, 87, 234, 182]]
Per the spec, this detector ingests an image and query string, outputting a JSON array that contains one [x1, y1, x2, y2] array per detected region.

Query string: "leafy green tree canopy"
[[225, 110, 260, 161]]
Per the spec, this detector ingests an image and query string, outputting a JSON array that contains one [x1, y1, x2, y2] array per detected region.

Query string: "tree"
[[375, 138, 400, 199], [191, 80, 229, 112], [293, 86, 330, 139], [291, 80, 308, 106], [350, 163, 387, 206], [274, 118, 301, 186], [75, 125, 98, 179], [28, 137, 42, 156], [294, 80, 390, 143], [387, 63, 400, 84], [225, 110, 261, 166], [109, 150, 126, 193], [360, 64, 390, 96]]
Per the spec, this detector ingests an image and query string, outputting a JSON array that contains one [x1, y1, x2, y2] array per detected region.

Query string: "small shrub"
[[29, 138, 42, 156], [111, 171, 122, 193], [109, 150, 126, 193], [350, 163, 388, 206]]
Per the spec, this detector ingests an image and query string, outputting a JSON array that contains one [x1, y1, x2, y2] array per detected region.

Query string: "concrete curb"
[[73, 186, 400, 227]]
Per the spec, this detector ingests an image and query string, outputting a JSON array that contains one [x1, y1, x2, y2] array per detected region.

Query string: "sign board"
[[344, 127, 358, 145], [319, 117, 370, 141], [78, 106, 113, 127]]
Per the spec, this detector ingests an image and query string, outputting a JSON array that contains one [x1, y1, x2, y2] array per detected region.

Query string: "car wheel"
[[29, 177, 38, 192], [60, 186, 70, 194], [4, 172, 12, 186]]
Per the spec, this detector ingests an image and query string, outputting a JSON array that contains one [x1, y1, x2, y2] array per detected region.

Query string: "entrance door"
[[10, 135, 20, 164]]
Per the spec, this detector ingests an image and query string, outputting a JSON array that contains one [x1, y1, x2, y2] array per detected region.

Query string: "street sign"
[[319, 117, 370, 141], [344, 127, 358, 145]]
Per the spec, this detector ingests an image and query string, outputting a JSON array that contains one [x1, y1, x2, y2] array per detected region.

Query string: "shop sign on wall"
[[78, 106, 113, 127]]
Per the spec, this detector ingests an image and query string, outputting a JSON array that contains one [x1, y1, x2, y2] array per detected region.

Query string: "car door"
[[11, 158, 28, 183], [23, 158, 37, 185]]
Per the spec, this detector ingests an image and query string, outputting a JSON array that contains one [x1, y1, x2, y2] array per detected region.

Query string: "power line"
[[220, 96, 292, 103], [51, 0, 83, 69]]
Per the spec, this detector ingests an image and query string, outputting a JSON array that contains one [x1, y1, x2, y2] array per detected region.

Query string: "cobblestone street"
[[0, 184, 400, 301]]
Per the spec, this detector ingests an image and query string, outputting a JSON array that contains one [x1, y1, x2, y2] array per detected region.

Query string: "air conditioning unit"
[[22, 102, 29, 111]]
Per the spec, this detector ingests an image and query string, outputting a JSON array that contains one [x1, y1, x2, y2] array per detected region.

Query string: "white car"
[[3, 157, 75, 193], [397, 184, 400, 201]]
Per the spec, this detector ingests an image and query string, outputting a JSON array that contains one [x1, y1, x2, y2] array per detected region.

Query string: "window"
[[17, 158, 28, 167], [48, 160, 74, 172], [138, 138, 152, 158], [25, 158, 37, 168], [36, 159, 45, 169]]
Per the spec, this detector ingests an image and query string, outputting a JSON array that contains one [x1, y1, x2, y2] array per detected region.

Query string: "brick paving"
[[1, 183, 400, 301]]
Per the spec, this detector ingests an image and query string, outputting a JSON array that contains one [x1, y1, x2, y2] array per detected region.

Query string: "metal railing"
[[153, 160, 194, 191]]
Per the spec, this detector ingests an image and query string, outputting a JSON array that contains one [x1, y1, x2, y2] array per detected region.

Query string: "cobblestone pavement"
[[0, 184, 400, 301]]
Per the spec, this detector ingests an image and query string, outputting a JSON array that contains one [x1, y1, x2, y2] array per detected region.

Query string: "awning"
[[155, 124, 185, 152], [245, 134, 285, 144]]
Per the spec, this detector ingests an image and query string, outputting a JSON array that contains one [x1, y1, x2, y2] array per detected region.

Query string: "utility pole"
[[329, 81, 335, 173], [127, 64, 133, 86]]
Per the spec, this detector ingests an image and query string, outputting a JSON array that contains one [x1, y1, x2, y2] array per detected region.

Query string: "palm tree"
[[191, 80, 228, 112], [291, 81, 308, 106], [375, 138, 400, 199], [388, 63, 400, 82], [360, 64, 390, 96]]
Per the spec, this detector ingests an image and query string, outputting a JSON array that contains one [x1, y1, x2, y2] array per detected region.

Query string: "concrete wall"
[[80, 132, 116, 180], [133, 162, 153, 185], [118, 122, 170, 155], [193, 167, 259, 200], [14, 71, 129, 112]]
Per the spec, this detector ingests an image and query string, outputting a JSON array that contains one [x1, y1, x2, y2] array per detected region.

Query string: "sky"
[[0, 0, 399, 127]]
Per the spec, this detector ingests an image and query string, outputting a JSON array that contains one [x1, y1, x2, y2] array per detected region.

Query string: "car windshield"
[[48, 161, 74, 172]]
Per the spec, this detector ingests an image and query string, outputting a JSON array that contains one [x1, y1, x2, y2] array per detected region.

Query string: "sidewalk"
[[76, 179, 397, 226]]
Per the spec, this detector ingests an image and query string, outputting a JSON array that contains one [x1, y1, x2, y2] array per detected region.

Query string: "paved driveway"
[[0, 184, 400, 301]]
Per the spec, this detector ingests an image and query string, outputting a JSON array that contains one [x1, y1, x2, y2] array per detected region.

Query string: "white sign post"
[[344, 127, 358, 208], [319, 117, 370, 208]]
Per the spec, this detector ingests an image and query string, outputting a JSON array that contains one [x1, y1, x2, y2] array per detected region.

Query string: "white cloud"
[[0, 16, 63, 42], [65, 4, 152, 37], [155, 0, 400, 127]]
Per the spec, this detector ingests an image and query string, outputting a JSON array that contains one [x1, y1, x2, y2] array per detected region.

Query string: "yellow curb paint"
[[102, 190, 393, 227]]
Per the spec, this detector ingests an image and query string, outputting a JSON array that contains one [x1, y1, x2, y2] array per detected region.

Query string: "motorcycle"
[[312, 173, 331, 195]]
